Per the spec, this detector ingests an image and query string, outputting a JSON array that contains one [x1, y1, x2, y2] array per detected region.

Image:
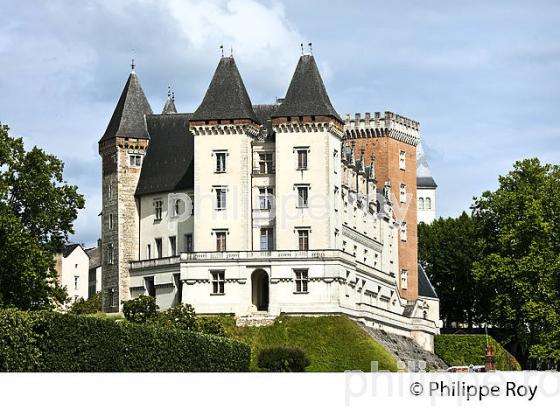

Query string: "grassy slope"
[[435, 334, 521, 370], [222, 315, 398, 372]]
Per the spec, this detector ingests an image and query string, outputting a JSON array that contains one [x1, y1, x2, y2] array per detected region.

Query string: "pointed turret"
[[162, 93, 178, 114], [100, 71, 153, 142], [273, 54, 342, 123], [191, 56, 259, 123]]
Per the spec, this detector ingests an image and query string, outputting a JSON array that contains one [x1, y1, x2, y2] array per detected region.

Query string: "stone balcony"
[[129, 249, 396, 284]]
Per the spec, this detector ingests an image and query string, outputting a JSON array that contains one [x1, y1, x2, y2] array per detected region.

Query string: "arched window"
[[426, 197, 432, 210], [418, 197, 424, 210]]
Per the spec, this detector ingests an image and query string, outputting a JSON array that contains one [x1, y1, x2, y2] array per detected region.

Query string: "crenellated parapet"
[[344, 112, 420, 146]]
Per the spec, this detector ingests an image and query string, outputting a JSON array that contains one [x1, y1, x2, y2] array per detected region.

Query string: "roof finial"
[[131, 48, 136, 73], [220, 44, 224, 58], [167, 85, 172, 98], [230, 46, 233, 57], [300, 43, 304, 55], [308, 42, 313, 55]]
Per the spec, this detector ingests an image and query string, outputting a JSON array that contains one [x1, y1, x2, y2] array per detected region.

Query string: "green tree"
[[472, 158, 560, 369], [0, 123, 84, 309], [418, 212, 481, 327]]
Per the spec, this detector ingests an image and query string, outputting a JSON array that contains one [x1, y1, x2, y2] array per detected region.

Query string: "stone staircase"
[[359, 324, 448, 371], [236, 313, 276, 327]]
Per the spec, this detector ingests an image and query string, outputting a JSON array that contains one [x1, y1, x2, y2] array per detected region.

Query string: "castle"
[[98, 51, 440, 350]]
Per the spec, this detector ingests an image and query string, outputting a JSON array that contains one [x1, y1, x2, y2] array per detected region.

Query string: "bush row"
[[0, 309, 250, 372]]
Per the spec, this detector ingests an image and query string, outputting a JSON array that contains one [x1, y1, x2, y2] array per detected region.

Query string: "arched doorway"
[[251, 270, 269, 311]]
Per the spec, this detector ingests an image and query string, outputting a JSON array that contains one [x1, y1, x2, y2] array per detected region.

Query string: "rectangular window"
[[260, 228, 273, 251], [216, 152, 226, 172], [216, 231, 227, 252], [297, 149, 308, 170], [146, 244, 151, 259], [399, 150, 406, 170], [400, 184, 407, 203], [109, 213, 114, 230], [184, 234, 193, 252], [154, 200, 163, 220], [108, 243, 114, 265], [216, 188, 227, 210], [129, 154, 142, 167], [169, 236, 177, 257], [211, 270, 225, 294], [145, 277, 155, 297], [74, 276, 79, 290], [401, 269, 408, 290], [108, 288, 117, 307], [294, 269, 309, 293], [297, 229, 309, 251], [259, 188, 273, 209], [155, 238, 163, 258], [258, 152, 274, 174], [400, 222, 407, 241], [297, 186, 309, 208]]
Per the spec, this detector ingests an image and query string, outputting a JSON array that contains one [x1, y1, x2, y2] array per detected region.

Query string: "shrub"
[[29, 310, 250, 372], [197, 317, 226, 337], [122, 295, 159, 324], [160, 303, 197, 331], [435, 335, 521, 371], [68, 293, 102, 315], [0, 309, 42, 371], [257, 347, 310, 372]]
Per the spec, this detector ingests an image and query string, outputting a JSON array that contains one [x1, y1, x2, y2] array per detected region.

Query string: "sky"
[[1, 0, 559, 247]]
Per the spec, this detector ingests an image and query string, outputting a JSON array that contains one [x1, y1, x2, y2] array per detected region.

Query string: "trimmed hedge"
[[0, 309, 250, 372], [0, 309, 42, 371], [435, 334, 521, 371]]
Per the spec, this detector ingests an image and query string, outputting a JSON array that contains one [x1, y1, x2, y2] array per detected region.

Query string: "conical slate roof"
[[162, 95, 178, 114], [100, 72, 153, 142], [273, 54, 342, 122], [191, 57, 259, 123], [416, 142, 438, 188]]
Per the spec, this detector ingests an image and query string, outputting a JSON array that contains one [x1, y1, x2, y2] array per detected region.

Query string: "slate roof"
[[135, 114, 194, 196], [86, 247, 101, 269], [253, 104, 279, 140], [162, 95, 178, 114], [417, 176, 438, 188], [272, 55, 342, 122], [100, 72, 153, 142], [191, 57, 259, 123], [62, 244, 81, 258], [418, 264, 438, 299]]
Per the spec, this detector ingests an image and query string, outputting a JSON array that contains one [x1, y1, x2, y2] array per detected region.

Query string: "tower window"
[[215, 188, 227, 210], [260, 228, 273, 251], [258, 152, 274, 174], [400, 222, 407, 241], [169, 236, 177, 257], [129, 154, 142, 167], [107, 243, 114, 265], [294, 269, 309, 293], [297, 149, 308, 170], [109, 213, 114, 230], [426, 197, 432, 210], [211, 270, 225, 294], [184, 234, 193, 252], [418, 197, 425, 210], [215, 152, 227, 173], [216, 231, 227, 252], [154, 200, 163, 220], [297, 229, 309, 251], [399, 150, 406, 170], [401, 269, 408, 290], [400, 184, 407, 203], [259, 188, 274, 209], [297, 186, 309, 208], [74, 276, 79, 290]]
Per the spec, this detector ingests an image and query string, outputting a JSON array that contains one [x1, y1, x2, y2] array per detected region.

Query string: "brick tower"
[[345, 112, 420, 301], [98, 65, 152, 312]]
